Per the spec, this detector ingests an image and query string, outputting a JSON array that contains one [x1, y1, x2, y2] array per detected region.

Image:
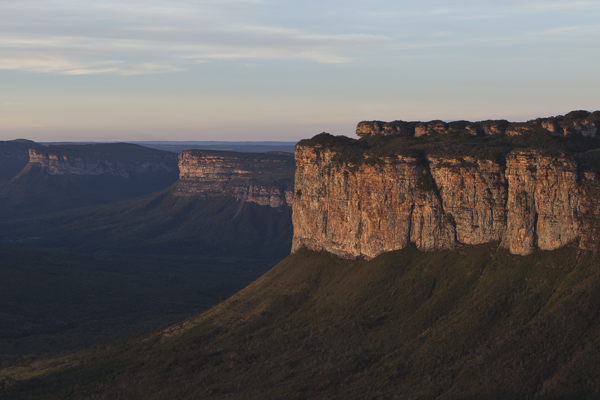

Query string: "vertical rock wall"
[[292, 145, 599, 259], [173, 150, 295, 208]]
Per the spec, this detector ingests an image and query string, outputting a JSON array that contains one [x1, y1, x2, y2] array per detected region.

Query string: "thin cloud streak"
[[2, 0, 599, 75]]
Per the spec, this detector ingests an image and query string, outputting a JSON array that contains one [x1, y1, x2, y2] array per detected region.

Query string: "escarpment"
[[357, 110, 600, 138], [173, 150, 295, 207], [292, 113, 600, 259], [28, 143, 178, 177]]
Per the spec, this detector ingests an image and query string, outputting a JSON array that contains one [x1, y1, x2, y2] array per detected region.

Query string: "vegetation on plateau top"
[[299, 110, 600, 171]]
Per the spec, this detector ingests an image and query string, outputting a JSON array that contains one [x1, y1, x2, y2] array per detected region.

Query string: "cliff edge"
[[293, 111, 600, 259], [356, 110, 600, 138], [28, 143, 178, 177], [172, 150, 295, 207]]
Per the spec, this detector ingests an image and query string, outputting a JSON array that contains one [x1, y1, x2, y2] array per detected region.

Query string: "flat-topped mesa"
[[356, 110, 600, 138], [173, 150, 295, 208], [28, 144, 178, 178], [292, 122, 600, 259]]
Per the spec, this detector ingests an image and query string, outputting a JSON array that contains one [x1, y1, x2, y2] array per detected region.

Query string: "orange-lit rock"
[[173, 150, 295, 208], [292, 142, 600, 259]]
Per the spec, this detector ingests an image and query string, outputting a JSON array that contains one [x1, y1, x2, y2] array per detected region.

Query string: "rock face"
[[29, 143, 178, 178], [292, 143, 600, 259], [356, 110, 600, 138], [173, 150, 295, 208]]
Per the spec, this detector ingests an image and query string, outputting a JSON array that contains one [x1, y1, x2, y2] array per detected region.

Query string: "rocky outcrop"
[[173, 150, 295, 208], [29, 143, 178, 178], [356, 110, 600, 138], [292, 142, 600, 259]]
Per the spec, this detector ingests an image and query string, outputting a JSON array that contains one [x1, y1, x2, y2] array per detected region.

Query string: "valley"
[[3, 111, 600, 398], [0, 141, 294, 362], [4, 244, 600, 399]]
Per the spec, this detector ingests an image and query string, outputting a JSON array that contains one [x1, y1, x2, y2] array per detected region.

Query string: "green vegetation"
[[299, 124, 600, 170], [4, 243, 600, 399]]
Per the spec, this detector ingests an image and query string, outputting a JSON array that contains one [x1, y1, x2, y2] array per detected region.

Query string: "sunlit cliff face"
[[174, 150, 295, 208], [292, 112, 600, 259]]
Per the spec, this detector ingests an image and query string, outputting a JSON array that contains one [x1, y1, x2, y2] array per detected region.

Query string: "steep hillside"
[[3, 244, 600, 399]]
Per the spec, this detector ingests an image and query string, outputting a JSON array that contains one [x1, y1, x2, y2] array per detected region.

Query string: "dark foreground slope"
[[3, 243, 600, 399], [0, 245, 268, 361]]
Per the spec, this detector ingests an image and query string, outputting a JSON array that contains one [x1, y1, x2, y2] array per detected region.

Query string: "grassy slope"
[[4, 243, 600, 399]]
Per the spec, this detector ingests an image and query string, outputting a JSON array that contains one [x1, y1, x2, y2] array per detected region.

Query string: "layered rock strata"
[[173, 150, 295, 208], [357, 110, 600, 138], [29, 144, 177, 178], [292, 144, 600, 259]]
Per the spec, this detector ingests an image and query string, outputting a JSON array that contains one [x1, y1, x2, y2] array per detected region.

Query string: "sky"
[[1, 0, 599, 142]]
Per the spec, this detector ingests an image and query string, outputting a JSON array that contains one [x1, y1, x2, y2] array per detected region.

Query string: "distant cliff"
[[173, 150, 295, 207], [292, 111, 600, 259], [357, 110, 600, 138], [28, 143, 178, 178]]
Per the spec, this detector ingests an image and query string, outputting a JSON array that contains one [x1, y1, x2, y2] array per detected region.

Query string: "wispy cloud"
[[1, 0, 599, 75], [0, 0, 391, 74]]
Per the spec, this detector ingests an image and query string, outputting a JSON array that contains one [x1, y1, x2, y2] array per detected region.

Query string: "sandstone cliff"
[[173, 150, 295, 208], [29, 143, 178, 178], [292, 126, 600, 259], [357, 110, 600, 138]]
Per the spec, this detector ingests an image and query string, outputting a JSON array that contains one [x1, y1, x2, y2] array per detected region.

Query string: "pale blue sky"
[[1, 0, 599, 141]]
